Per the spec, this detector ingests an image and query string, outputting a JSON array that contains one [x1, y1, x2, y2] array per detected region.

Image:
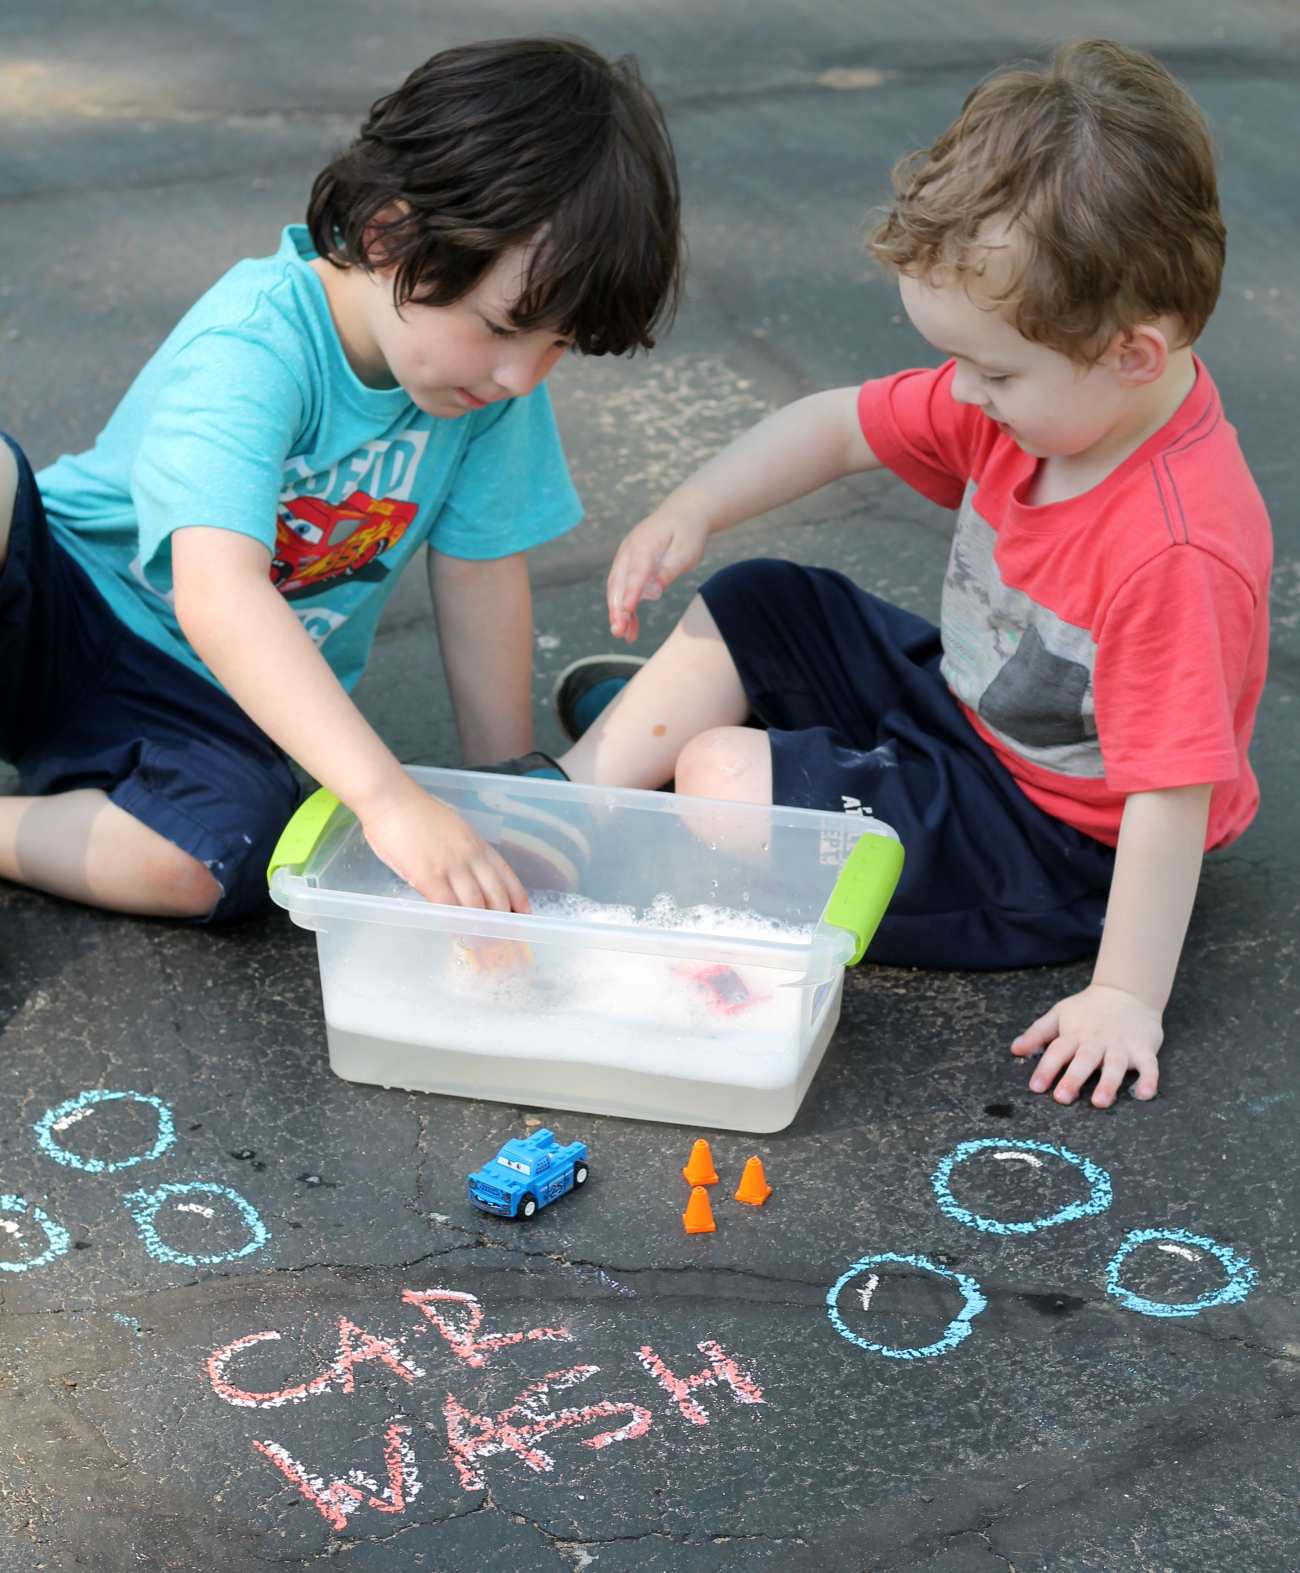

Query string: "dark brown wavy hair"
[[308, 37, 683, 356], [871, 39, 1225, 358]]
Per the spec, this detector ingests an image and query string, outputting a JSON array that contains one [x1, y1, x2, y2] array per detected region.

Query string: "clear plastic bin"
[[269, 767, 902, 1133]]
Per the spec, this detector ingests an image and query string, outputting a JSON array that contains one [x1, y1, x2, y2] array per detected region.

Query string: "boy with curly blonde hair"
[[549, 39, 1272, 1108]]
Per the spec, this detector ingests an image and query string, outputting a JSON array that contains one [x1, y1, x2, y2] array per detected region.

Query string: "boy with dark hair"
[[0, 38, 681, 921], [547, 40, 1272, 1108]]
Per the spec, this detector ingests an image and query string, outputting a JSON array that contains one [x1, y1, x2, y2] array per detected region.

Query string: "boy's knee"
[[145, 843, 224, 919], [675, 726, 771, 803]]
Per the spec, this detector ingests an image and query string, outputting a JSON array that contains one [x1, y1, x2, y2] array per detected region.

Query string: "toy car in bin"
[[267, 768, 905, 1134], [467, 1128, 589, 1219]]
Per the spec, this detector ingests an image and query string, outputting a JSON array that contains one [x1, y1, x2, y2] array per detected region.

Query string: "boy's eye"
[[982, 373, 1011, 385], [483, 318, 516, 338]]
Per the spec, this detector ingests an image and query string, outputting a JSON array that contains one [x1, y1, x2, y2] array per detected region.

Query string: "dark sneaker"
[[551, 654, 647, 743], [478, 751, 568, 781], [468, 755, 590, 894]]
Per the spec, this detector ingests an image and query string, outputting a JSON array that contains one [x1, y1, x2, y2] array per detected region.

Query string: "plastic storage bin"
[[269, 767, 902, 1133]]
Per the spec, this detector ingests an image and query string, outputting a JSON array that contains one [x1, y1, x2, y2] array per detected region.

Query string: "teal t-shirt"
[[36, 226, 583, 693]]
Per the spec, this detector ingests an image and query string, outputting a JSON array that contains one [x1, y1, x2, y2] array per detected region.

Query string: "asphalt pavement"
[[1, 1, 1299, 1569]]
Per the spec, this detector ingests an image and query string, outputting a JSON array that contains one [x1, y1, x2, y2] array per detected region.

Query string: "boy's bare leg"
[[556, 595, 772, 803], [0, 440, 18, 569], [0, 790, 222, 918]]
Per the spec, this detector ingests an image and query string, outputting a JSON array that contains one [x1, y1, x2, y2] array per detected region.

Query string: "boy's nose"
[[494, 343, 565, 399]]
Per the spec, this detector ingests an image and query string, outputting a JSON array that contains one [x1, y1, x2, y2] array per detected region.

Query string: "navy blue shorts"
[[699, 559, 1116, 970], [0, 435, 302, 922]]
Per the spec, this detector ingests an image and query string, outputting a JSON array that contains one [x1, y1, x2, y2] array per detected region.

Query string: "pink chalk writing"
[[208, 1319, 423, 1410], [252, 1419, 420, 1531], [635, 1338, 765, 1425], [206, 1287, 764, 1524], [402, 1287, 571, 1366], [444, 1364, 653, 1492]]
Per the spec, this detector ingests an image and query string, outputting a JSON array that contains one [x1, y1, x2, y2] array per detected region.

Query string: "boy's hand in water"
[[1012, 983, 1162, 1107], [607, 501, 712, 642], [360, 780, 530, 912], [171, 527, 530, 914]]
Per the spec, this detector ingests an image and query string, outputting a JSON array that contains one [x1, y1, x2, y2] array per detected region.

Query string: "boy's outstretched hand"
[[607, 504, 711, 642], [1012, 983, 1162, 1106], [361, 782, 530, 913], [605, 388, 882, 641]]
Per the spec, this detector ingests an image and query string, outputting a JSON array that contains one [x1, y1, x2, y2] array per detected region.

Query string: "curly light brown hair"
[[871, 39, 1225, 359]]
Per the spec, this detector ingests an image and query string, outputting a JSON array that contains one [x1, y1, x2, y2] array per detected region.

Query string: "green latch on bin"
[[267, 787, 341, 886], [822, 832, 905, 965]]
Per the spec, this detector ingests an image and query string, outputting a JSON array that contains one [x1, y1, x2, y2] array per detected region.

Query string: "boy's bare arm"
[[1012, 782, 1213, 1106], [607, 387, 880, 640], [171, 526, 529, 913], [427, 549, 533, 766]]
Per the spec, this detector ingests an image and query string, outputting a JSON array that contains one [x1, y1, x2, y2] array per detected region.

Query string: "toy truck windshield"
[[497, 1156, 530, 1175]]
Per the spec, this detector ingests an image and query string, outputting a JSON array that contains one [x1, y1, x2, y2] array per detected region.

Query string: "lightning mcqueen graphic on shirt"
[[272, 490, 419, 599]]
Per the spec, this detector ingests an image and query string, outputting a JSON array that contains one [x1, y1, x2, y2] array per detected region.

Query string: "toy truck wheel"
[[517, 1194, 538, 1219], [573, 1164, 589, 1187]]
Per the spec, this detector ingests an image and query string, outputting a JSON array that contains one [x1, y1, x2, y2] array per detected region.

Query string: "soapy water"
[[526, 889, 814, 945], [319, 892, 831, 1088]]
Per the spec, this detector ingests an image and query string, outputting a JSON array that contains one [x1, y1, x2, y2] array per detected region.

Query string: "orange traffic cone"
[[682, 1139, 719, 1186], [734, 1156, 772, 1206], [683, 1185, 716, 1234]]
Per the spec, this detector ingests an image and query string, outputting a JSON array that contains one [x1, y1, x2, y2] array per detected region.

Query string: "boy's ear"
[[361, 201, 412, 276], [1114, 322, 1171, 386]]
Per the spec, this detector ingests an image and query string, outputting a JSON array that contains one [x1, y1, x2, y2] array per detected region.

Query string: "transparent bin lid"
[[270, 767, 900, 984]]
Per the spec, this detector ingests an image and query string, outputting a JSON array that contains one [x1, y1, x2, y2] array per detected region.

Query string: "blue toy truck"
[[467, 1128, 589, 1219]]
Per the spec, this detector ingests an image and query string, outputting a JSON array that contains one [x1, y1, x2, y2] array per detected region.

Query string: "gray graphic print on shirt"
[[939, 481, 1104, 778]]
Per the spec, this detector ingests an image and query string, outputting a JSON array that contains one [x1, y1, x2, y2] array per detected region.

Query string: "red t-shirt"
[[859, 359, 1272, 849]]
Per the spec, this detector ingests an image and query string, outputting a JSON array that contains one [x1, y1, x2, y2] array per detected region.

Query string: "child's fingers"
[[605, 552, 632, 630], [1091, 1048, 1133, 1108], [607, 565, 648, 639], [608, 542, 658, 618], [1129, 1049, 1160, 1101], [609, 524, 690, 627], [1051, 1041, 1106, 1104], [486, 847, 531, 915], [1011, 1006, 1060, 1056], [467, 860, 511, 914], [1027, 1033, 1077, 1093], [407, 871, 460, 908], [446, 867, 488, 910], [607, 573, 640, 640]]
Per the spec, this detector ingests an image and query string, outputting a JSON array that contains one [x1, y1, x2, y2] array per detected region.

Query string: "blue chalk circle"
[[122, 1181, 270, 1267], [34, 1089, 175, 1174], [0, 1193, 71, 1274], [1105, 1228, 1256, 1319], [827, 1252, 987, 1360], [931, 1138, 1112, 1236]]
